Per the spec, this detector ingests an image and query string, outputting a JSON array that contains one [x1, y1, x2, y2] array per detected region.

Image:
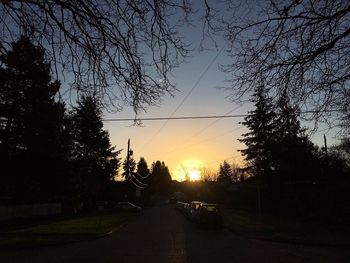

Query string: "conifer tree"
[[0, 36, 67, 199], [273, 95, 320, 181], [136, 157, 150, 178], [238, 85, 276, 179], [71, 95, 120, 202], [218, 161, 232, 182], [122, 156, 136, 179]]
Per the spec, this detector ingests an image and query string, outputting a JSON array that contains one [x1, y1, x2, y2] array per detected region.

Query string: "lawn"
[[222, 208, 350, 247], [0, 210, 132, 249]]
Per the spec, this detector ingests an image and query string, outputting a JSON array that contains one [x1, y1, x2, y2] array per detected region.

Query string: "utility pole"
[[323, 134, 328, 159], [126, 138, 132, 180]]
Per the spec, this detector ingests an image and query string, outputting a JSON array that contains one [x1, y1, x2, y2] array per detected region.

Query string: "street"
[[0, 203, 349, 263]]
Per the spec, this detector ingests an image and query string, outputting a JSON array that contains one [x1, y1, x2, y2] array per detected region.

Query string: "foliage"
[[328, 138, 350, 179], [0, 1, 212, 114], [238, 85, 276, 179], [122, 156, 136, 180], [71, 95, 121, 202], [149, 160, 172, 194], [332, 138, 350, 167], [220, 0, 350, 134], [272, 95, 321, 181], [136, 157, 150, 178], [239, 85, 323, 182], [218, 160, 232, 182], [200, 167, 218, 182], [0, 36, 68, 199]]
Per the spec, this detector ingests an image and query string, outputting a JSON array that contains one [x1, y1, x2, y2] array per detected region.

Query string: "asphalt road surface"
[[1, 203, 349, 263]]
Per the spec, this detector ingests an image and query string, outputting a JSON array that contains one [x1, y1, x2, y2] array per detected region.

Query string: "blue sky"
[[56, 2, 340, 180], [103, 36, 339, 181]]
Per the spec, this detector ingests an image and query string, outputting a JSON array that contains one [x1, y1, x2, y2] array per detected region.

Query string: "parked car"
[[188, 201, 203, 220], [194, 203, 222, 228], [115, 201, 142, 212]]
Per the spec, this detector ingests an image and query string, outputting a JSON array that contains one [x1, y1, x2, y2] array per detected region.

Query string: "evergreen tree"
[[122, 156, 136, 179], [71, 95, 120, 203], [272, 95, 320, 181], [149, 160, 172, 194], [238, 85, 276, 179], [218, 160, 232, 182], [161, 161, 172, 184], [0, 36, 67, 199], [136, 157, 150, 178], [239, 86, 321, 182]]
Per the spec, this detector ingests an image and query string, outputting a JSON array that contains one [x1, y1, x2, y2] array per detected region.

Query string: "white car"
[[115, 201, 142, 212]]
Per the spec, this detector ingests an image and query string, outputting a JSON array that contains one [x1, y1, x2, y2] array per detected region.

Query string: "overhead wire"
[[138, 44, 227, 151], [103, 110, 340, 122], [165, 105, 243, 153], [103, 113, 247, 122]]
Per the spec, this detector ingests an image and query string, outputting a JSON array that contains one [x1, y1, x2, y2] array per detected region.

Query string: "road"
[[1, 203, 349, 263]]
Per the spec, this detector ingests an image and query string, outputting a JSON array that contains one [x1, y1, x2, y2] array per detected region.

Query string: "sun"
[[172, 159, 203, 181], [188, 170, 201, 181]]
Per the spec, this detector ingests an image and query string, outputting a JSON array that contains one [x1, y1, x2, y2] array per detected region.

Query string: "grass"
[[0, 210, 132, 249], [222, 208, 350, 247]]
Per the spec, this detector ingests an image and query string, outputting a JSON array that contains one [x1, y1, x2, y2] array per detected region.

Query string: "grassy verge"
[[0, 210, 132, 249], [222, 208, 350, 247]]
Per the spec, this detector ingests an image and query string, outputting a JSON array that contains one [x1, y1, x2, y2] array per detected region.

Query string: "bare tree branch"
[[220, 0, 350, 135], [0, 0, 212, 114]]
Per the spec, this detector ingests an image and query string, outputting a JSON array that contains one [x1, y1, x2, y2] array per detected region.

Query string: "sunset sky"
[[103, 45, 249, 181], [103, 42, 338, 182], [97, 3, 340, 182]]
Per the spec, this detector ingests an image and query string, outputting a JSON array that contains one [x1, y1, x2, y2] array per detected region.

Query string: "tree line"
[[216, 85, 350, 184], [0, 37, 172, 207]]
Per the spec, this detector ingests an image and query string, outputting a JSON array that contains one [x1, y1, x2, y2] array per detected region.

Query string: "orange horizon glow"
[[172, 159, 203, 181]]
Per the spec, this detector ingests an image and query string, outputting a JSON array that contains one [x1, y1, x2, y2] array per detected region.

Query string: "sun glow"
[[173, 159, 203, 181], [188, 170, 201, 181]]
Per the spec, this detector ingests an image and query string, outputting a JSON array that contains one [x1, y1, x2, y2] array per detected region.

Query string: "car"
[[115, 201, 142, 212], [194, 203, 222, 228], [175, 201, 185, 210], [188, 201, 203, 220]]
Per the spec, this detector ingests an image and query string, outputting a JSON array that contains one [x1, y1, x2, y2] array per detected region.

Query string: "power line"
[[103, 109, 340, 122], [160, 105, 243, 156], [162, 125, 244, 157], [103, 113, 247, 122], [139, 44, 227, 150]]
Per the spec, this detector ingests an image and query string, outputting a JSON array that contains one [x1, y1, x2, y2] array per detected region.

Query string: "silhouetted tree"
[[231, 163, 241, 183], [161, 161, 172, 184], [0, 36, 68, 200], [71, 95, 120, 204], [136, 157, 150, 178], [122, 156, 136, 180], [328, 138, 350, 180], [0, 1, 212, 114], [221, 0, 350, 133], [240, 86, 322, 182], [200, 167, 218, 182], [218, 160, 232, 182], [334, 138, 350, 168], [149, 160, 172, 194], [272, 95, 321, 181], [239, 85, 276, 179]]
